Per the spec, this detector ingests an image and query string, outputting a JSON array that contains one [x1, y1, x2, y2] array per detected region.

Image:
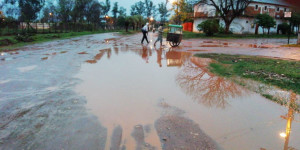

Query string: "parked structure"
[[193, 0, 293, 34]]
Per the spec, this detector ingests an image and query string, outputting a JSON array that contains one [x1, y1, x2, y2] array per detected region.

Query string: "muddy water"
[[75, 34, 300, 150], [1, 32, 300, 150]]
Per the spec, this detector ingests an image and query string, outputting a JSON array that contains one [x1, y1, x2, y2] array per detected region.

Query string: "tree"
[[119, 7, 126, 17], [200, 0, 252, 33], [158, 2, 169, 23], [86, 0, 102, 26], [73, 0, 92, 23], [171, 0, 193, 24], [197, 19, 219, 36], [5, 0, 45, 23], [57, 0, 74, 23], [144, 0, 156, 19], [255, 13, 276, 34], [131, 1, 145, 17], [290, 12, 300, 33], [112, 2, 118, 19], [102, 0, 111, 16], [41, 7, 51, 23]]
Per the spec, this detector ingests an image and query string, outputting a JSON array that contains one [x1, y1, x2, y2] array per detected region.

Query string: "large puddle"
[[75, 36, 300, 150], [0, 33, 299, 150]]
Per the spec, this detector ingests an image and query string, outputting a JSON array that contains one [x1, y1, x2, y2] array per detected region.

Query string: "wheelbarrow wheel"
[[169, 41, 180, 47]]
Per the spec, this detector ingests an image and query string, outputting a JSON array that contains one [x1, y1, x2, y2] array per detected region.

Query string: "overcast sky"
[[109, 0, 171, 15]]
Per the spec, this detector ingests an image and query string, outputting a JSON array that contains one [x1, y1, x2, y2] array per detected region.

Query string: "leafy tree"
[[200, 0, 252, 33], [112, 2, 118, 19], [5, 0, 44, 23], [86, 0, 102, 25], [290, 12, 300, 33], [197, 19, 219, 36], [57, 0, 74, 23], [131, 1, 145, 17], [119, 7, 127, 17], [130, 5, 137, 16], [102, 0, 111, 16], [41, 7, 51, 23], [72, 0, 90, 22], [255, 13, 276, 34], [158, 2, 169, 23], [171, 0, 193, 24], [144, 0, 156, 18]]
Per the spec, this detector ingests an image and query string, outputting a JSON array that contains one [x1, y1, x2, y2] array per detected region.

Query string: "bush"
[[15, 31, 34, 42], [197, 19, 219, 36], [218, 25, 225, 34], [277, 23, 290, 34]]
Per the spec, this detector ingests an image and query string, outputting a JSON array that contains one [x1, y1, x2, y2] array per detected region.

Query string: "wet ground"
[[0, 33, 299, 150]]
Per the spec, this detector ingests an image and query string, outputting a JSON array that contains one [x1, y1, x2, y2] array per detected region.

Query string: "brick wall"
[[244, 6, 261, 17]]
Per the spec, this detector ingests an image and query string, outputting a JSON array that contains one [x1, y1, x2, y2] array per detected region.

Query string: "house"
[[193, 0, 293, 34]]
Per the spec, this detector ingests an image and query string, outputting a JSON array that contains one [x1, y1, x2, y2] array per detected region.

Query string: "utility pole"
[[284, 12, 292, 44]]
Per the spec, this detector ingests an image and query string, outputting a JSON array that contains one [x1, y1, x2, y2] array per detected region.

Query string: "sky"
[[0, 0, 173, 19], [109, 0, 171, 15]]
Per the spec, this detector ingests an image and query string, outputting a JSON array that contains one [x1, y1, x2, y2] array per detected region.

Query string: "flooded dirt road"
[[0, 33, 299, 150]]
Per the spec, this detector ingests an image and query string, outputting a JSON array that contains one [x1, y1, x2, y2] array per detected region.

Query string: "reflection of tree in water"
[[176, 57, 245, 108]]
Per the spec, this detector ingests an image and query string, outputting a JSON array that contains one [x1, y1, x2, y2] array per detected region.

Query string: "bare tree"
[[201, 0, 252, 33]]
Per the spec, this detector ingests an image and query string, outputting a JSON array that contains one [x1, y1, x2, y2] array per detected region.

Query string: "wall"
[[193, 1, 292, 34], [194, 17, 287, 34]]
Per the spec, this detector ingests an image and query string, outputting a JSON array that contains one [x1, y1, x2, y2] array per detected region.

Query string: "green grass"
[[163, 31, 298, 39], [195, 53, 300, 94], [0, 30, 138, 51], [281, 44, 300, 47]]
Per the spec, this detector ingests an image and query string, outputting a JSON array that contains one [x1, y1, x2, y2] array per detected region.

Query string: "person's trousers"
[[141, 31, 149, 44]]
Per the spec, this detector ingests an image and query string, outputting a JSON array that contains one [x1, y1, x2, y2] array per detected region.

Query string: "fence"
[[0, 22, 116, 36]]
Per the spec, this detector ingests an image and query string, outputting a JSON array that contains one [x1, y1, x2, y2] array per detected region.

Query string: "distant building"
[[193, 0, 293, 34]]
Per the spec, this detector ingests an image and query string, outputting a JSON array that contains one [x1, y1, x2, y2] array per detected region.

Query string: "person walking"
[[141, 23, 149, 44], [154, 24, 164, 47]]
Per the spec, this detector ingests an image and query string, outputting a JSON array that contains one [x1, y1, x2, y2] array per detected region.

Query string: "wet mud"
[[0, 32, 299, 150], [156, 102, 217, 150]]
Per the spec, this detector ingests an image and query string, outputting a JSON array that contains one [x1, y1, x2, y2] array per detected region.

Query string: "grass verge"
[[281, 44, 300, 47], [195, 53, 300, 94], [163, 31, 298, 39], [0, 30, 138, 51]]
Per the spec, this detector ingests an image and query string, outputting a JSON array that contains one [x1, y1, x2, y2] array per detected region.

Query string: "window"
[[246, 21, 249, 23], [277, 7, 280, 12], [255, 5, 259, 10], [284, 8, 287, 12], [264, 6, 268, 11]]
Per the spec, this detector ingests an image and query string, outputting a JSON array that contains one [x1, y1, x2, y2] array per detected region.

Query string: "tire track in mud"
[[155, 101, 218, 150]]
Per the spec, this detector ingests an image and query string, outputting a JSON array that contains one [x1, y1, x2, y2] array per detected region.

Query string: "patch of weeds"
[[262, 94, 287, 106]]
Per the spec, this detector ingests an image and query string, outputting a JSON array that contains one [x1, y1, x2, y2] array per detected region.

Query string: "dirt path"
[[0, 32, 299, 150]]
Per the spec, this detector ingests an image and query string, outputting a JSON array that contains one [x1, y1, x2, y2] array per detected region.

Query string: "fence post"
[[297, 31, 300, 44]]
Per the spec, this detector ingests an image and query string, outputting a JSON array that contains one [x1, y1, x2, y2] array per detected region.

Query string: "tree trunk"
[[268, 28, 270, 35], [224, 20, 232, 34], [255, 24, 259, 35]]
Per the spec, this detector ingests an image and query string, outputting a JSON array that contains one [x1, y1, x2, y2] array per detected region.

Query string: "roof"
[[251, 0, 292, 6], [168, 24, 183, 28], [194, 0, 292, 7]]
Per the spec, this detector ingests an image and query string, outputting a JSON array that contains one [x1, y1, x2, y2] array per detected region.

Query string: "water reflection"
[[85, 43, 246, 109], [165, 50, 191, 67], [281, 92, 297, 150], [176, 57, 245, 108]]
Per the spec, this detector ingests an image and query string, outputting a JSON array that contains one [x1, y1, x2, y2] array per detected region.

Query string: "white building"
[[193, 0, 293, 34]]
